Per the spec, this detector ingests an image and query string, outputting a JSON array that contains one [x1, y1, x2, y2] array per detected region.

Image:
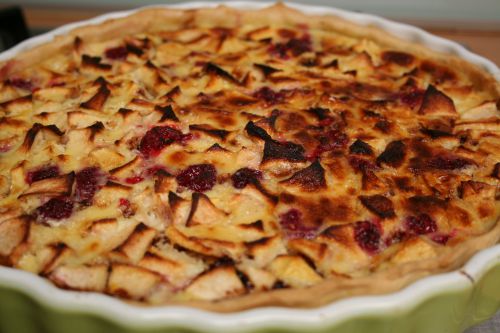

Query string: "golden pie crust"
[[0, 4, 498, 312]]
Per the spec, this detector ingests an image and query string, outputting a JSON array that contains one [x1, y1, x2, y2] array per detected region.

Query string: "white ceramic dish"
[[0, 2, 498, 333]]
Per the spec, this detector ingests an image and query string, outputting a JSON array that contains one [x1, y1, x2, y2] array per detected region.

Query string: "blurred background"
[[0, 0, 499, 65]]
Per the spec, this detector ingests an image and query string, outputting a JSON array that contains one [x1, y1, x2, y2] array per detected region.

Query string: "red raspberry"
[[26, 165, 60, 184], [354, 221, 381, 254], [37, 197, 74, 221], [176, 164, 217, 192], [231, 168, 262, 189]]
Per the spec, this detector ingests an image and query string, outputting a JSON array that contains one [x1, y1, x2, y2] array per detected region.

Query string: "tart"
[[0, 3, 498, 312]]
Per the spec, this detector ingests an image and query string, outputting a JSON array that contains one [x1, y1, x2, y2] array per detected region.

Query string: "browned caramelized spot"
[[277, 28, 297, 39], [189, 124, 230, 139], [374, 120, 392, 133], [492, 163, 500, 179], [88, 122, 105, 140], [447, 204, 472, 227], [125, 42, 144, 56], [205, 62, 240, 85], [377, 140, 406, 167], [320, 225, 349, 243], [276, 112, 308, 133], [153, 169, 173, 193], [359, 195, 395, 219], [235, 269, 254, 291], [45, 124, 65, 136], [156, 105, 179, 122], [81, 55, 112, 71], [206, 143, 228, 152], [420, 61, 456, 84], [288, 195, 351, 227], [41, 243, 68, 273], [406, 195, 447, 214], [344, 70, 357, 77], [479, 203, 494, 218], [246, 236, 272, 250], [263, 139, 306, 162], [254, 63, 280, 76], [185, 192, 217, 226], [168, 191, 185, 208], [7, 78, 35, 91], [362, 109, 381, 119], [73, 37, 82, 51], [164, 86, 181, 100], [145, 60, 158, 70], [394, 177, 414, 192], [105, 46, 128, 60], [272, 280, 289, 289], [307, 107, 331, 121], [349, 157, 381, 191], [239, 220, 264, 232], [399, 87, 426, 110], [420, 124, 453, 139], [211, 256, 235, 269], [250, 180, 279, 204], [413, 153, 475, 171], [381, 51, 415, 66], [117, 108, 133, 117], [426, 154, 475, 170], [281, 160, 326, 191], [269, 34, 312, 58], [265, 109, 280, 129], [348, 82, 393, 101], [349, 139, 373, 155], [21, 123, 64, 151], [349, 156, 377, 173], [245, 121, 272, 141], [227, 95, 258, 106], [80, 77, 111, 111], [323, 58, 339, 69], [418, 85, 456, 115]]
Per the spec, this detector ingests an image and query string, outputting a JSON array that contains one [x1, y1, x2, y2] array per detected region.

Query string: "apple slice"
[[86, 218, 136, 253], [50, 264, 108, 291], [246, 235, 287, 268], [185, 266, 245, 301], [418, 85, 456, 116], [108, 264, 161, 299], [0, 216, 28, 256], [237, 265, 276, 291], [20, 173, 74, 198], [115, 223, 157, 263], [267, 255, 322, 288], [186, 192, 227, 227]]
